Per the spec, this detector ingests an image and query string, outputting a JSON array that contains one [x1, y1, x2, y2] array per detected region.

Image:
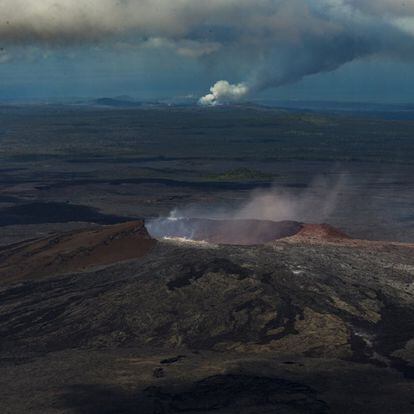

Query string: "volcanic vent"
[[147, 218, 304, 245]]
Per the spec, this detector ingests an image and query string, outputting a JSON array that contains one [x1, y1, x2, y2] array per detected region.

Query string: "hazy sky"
[[1, 0, 414, 102]]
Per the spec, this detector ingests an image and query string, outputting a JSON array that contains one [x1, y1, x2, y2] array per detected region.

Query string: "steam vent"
[[147, 218, 304, 245]]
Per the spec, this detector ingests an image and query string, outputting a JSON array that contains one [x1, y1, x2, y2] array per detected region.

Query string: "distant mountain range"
[[2, 96, 414, 119]]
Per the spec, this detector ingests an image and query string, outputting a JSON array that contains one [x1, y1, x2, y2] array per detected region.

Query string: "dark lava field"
[[0, 105, 413, 413]]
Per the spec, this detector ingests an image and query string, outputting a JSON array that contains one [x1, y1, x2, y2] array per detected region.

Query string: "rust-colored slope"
[[279, 223, 414, 251], [0, 221, 156, 284], [284, 223, 351, 243]]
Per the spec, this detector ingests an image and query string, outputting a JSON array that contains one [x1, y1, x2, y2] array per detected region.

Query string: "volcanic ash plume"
[[199, 81, 250, 106]]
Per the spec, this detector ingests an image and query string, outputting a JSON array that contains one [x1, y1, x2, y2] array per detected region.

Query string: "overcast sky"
[[1, 0, 414, 102]]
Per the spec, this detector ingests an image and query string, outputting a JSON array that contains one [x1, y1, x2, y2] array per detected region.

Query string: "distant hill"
[[89, 97, 171, 108]]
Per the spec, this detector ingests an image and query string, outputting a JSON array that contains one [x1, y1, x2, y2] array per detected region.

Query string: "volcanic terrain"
[[1, 219, 414, 413], [147, 218, 303, 245], [0, 221, 156, 285]]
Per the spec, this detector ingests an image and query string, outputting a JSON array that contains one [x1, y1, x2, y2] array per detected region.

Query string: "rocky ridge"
[[0, 220, 413, 413]]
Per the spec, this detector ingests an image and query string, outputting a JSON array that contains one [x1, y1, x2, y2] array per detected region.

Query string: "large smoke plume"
[[2, 1, 414, 101]]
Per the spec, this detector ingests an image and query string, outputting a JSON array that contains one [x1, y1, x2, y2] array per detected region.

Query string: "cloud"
[[0, 50, 11, 64], [140, 38, 221, 58], [0, 0, 238, 44], [344, 0, 414, 17], [1, 1, 414, 98]]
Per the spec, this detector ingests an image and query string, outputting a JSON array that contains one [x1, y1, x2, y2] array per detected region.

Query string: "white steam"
[[234, 176, 345, 222], [199, 81, 250, 106]]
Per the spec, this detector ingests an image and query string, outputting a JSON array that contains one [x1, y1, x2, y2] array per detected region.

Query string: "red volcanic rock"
[[272, 222, 414, 253], [288, 223, 351, 242], [0, 221, 156, 284]]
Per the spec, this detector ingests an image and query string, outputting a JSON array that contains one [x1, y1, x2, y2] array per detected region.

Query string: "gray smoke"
[[233, 176, 345, 223], [147, 174, 347, 241], [2, 1, 414, 99]]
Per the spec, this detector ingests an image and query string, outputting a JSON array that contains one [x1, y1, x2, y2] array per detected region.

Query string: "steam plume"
[[234, 176, 345, 223], [147, 175, 347, 242], [199, 81, 249, 106], [1, 1, 414, 98]]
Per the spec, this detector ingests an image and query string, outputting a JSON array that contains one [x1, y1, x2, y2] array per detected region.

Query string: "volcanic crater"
[[147, 217, 348, 245]]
